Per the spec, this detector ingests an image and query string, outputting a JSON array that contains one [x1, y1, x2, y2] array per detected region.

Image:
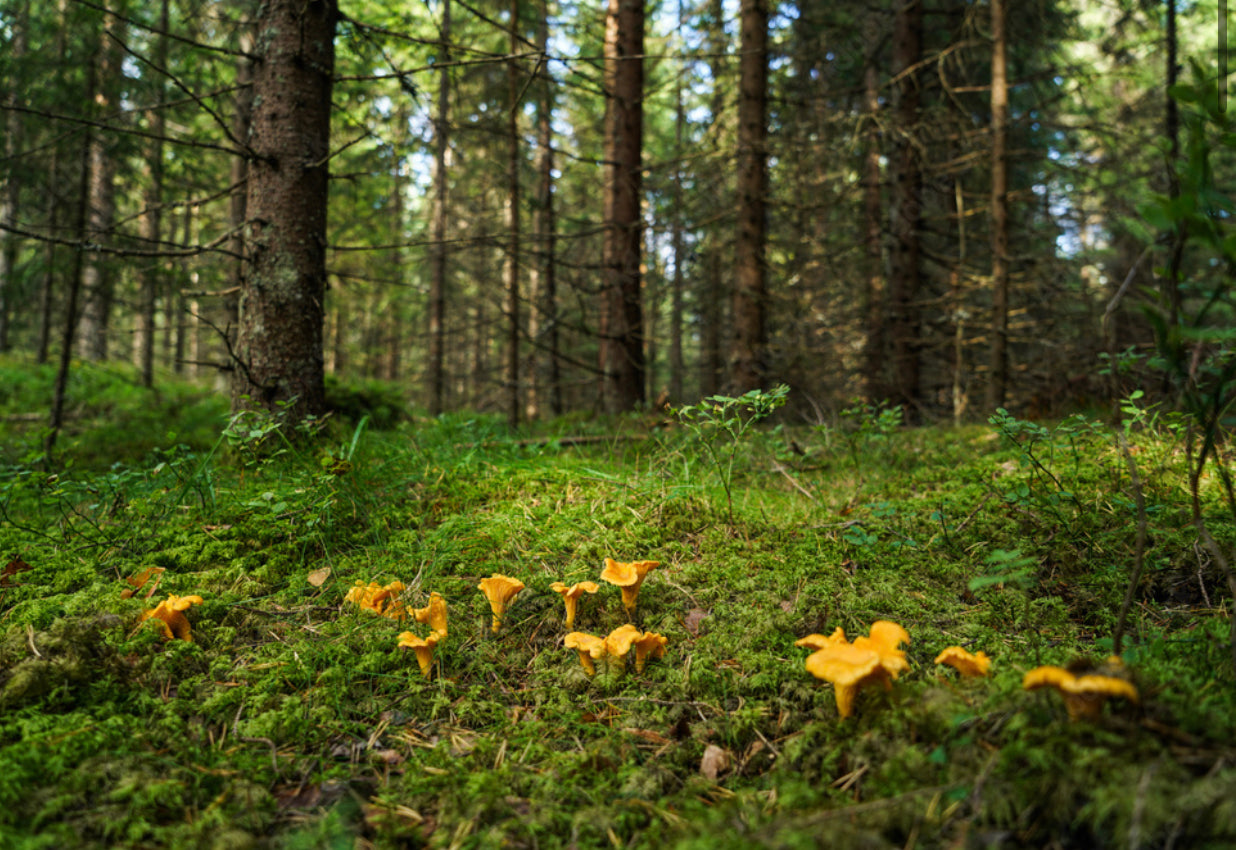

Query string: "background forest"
[[0, 0, 1229, 429]]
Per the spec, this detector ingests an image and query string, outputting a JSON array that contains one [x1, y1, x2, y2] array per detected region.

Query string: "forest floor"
[[2, 359, 1235, 849]]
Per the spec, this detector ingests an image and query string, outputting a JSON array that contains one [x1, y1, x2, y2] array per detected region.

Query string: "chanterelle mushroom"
[[550, 581, 599, 629], [1023, 662, 1139, 720], [631, 631, 668, 673], [478, 574, 525, 633], [934, 646, 991, 678], [800, 620, 911, 719], [398, 630, 442, 678], [564, 631, 607, 675], [413, 592, 449, 637], [599, 558, 660, 616], [345, 580, 408, 620], [140, 594, 205, 642]]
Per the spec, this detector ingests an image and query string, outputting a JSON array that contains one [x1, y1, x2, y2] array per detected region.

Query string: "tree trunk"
[[427, 0, 451, 416], [227, 19, 256, 360], [986, 0, 1010, 410], [668, 0, 686, 405], [698, 0, 727, 399], [0, 1, 28, 353], [601, 0, 646, 412], [136, 0, 170, 387], [862, 10, 886, 403], [77, 11, 126, 362], [730, 0, 769, 393], [888, 0, 923, 418], [505, 0, 522, 427], [527, 0, 561, 418], [232, 0, 338, 421]]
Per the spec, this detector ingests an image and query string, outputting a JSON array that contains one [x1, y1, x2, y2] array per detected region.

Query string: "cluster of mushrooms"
[[341, 558, 669, 680], [134, 568, 1141, 722], [796, 620, 1139, 722]]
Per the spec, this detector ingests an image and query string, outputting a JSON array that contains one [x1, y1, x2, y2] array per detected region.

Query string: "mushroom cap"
[[632, 631, 668, 657], [550, 580, 600, 599], [345, 580, 408, 619], [795, 627, 847, 651], [413, 592, 449, 636], [478, 574, 525, 613], [1023, 664, 1139, 719], [804, 644, 888, 719], [599, 558, 659, 588], [605, 624, 642, 658], [397, 630, 441, 650], [565, 631, 607, 657], [934, 646, 991, 677], [141, 594, 205, 641], [853, 620, 911, 679]]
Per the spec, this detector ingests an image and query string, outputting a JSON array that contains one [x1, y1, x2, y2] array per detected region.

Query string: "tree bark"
[[505, 0, 522, 427], [730, 0, 769, 393], [601, 0, 646, 412], [136, 0, 170, 387], [0, 1, 28, 353], [987, 0, 1010, 410], [527, 0, 561, 418], [427, 0, 451, 416], [232, 0, 338, 421], [77, 11, 126, 362], [862, 10, 886, 403], [888, 0, 923, 418]]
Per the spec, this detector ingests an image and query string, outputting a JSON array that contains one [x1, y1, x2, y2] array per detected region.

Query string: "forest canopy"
[[0, 0, 1231, 430]]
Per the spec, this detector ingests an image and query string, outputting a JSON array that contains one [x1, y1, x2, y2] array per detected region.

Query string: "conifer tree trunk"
[[77, 11, 126, 362], [232, 0, 337, 421], [505, 0, 522, 427], [668, 0, 687, 405], [698, 0, 726, 398], [0, 1, 28, 353], [600, 0, 646, 412], [862, 10, 886, 402], [731, 0, 769, 392], [428, 0, 451, 416], [226, 20, 255, 357], [136, 0, 170, 387], [888, 0, 923, 417], [527, 0, 561, 418], [987, 0, 1010, 410]]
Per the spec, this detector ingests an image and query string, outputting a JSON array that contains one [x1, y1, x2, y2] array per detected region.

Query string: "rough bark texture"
[[77, 12, 125, 362], [730, 0, 769, 393], [601, 0, 645, 412], [427, 0, 450, 416], [986, 0, 1010, 410], [888, 0, 923, 417], [0, 1, 28, 353], [136, 0, 170, 387], [232, 0, 337, 421], [862, 12, 885, 402], [504, 0, 522, 427], [527, 0, 561, 418]]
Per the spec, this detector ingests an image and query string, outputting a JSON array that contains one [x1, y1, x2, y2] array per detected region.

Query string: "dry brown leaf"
[[307, 566, 331, 587], [683, 607, 709, 636], [700, 744, 731, 781]]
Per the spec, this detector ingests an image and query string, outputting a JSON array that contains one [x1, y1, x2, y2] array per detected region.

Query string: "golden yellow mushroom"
[[564, 631, 607, 675], [934, 646, 991, 678], [413, 592, 449, 637], [599, 558, 660, 617], [140, 594, 205, 642], [397, 630, 442, 678], [631, 631, 668, 673], [549, 581, 600, 629], [478, 574, 525, 633], [1023, 664, 1139, 720], [344, 580, 408, 620], [804, 643, 887, 719]]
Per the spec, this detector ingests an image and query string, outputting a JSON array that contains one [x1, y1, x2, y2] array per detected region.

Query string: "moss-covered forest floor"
[[2, 360, 1235, 849]]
